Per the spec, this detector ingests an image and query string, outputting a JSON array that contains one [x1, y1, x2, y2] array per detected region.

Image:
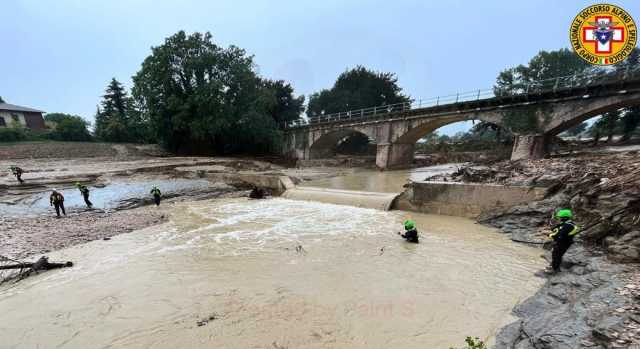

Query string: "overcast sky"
[[1, 0, 637, 135]]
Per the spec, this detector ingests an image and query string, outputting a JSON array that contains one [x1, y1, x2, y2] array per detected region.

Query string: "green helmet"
[[75, 182, 81, 187], [556, 209, 573, 219], [404, 219, 416, 230]]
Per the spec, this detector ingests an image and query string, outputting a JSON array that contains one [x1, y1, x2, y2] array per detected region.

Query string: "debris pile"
[[480, 149, 640, 349], [426, 150, 639, 188]]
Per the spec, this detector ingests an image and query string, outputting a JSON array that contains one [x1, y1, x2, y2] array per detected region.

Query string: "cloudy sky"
[[1, 0, 637, 134]]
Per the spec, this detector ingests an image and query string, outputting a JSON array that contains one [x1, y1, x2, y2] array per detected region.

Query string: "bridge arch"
[[373, 112, 507, 169], [543, 93, 640, 136], [309, 128, 376, 159], [391, 112, 505, 144]]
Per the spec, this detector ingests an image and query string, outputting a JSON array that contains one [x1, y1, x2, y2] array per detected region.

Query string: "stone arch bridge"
[[283, 69, 640, 169]]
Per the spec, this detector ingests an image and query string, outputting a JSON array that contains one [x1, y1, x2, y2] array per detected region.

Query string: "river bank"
[[0, 147, 361, 261], [424, 148, 640, 348]]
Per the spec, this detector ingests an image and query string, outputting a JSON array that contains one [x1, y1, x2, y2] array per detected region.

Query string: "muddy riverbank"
[[0, 207, 166, 259], [0, 147, 363, 261], [0, 150, 284, 259], [424, 148, 640, 348]]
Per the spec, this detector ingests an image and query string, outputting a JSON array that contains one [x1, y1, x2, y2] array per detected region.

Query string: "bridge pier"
[[376, 143, 414, 170], [511, 134, 548, 160]]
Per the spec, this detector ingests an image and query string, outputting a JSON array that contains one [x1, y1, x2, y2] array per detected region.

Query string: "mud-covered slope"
[[464, 151, 640, 348]]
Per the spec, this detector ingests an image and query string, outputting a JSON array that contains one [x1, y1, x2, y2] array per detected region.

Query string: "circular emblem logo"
[[570, 4, 637, 65]]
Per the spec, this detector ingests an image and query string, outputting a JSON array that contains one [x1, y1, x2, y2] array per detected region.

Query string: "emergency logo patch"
[[570, 4, 637, 66]]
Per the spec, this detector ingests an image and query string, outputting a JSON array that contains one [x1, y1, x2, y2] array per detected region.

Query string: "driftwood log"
[[0, 256, 73, 271]]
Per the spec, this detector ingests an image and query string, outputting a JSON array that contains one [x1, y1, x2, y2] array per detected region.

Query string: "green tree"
[[44, 113, 92, 141], [132, 31, 295, 154], [494, 48, 591, 134], [260, 79, 305, 125], [0, 96, 4, 103], [95, 78, 136, 142], [590, 110, 621, 143], [307, 66, 410, 117], [494, 48, 590, 96], [620, 107, 640, 142]]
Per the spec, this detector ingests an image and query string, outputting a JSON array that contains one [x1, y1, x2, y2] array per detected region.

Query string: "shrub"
[[47, 116, 92, 142], [450, 337, 487, 349], [0, 127, 29, 142]]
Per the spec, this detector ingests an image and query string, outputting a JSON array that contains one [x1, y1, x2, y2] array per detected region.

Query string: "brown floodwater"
[[0, 197, 544, 348], [300, 163, 464, 193]]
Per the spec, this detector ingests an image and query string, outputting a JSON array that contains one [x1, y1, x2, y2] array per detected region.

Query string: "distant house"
[[0, 103, 46, 132]]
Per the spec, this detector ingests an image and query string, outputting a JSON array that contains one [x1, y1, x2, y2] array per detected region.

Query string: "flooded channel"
[[0, 179, 211, 217], [301, 163, 463, 193], [0, 196, 544, 348]]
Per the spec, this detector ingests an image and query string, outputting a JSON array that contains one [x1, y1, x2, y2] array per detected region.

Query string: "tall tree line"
[[493, 47, 640, 141]]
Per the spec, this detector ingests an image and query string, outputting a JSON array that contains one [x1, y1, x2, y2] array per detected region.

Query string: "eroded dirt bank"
[[427, 149, 640, 348], [0, 146, 287, 260]]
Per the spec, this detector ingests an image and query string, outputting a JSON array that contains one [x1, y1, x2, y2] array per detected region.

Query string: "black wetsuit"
[[549, 220, 579, 271], [50, 192, 66, 217], [151, 188, 161, 206], [401, 228, 419, 243], [249, 187, 265, 199], [13, 167, 24, 183], [79, 186, 93, 208]]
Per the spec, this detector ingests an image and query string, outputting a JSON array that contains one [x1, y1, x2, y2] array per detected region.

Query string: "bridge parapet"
[[283, 66, 640, 168], [284, 65, 640, 130]]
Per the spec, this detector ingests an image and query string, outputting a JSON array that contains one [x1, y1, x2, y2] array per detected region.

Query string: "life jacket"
[[51, 193, 64, 203], [549, 220, 580, 241]]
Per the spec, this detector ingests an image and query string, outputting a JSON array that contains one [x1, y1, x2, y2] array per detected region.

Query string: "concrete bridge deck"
[[283, 67, 640, 169]]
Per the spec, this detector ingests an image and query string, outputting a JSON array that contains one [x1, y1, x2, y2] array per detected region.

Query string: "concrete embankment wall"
[[204, 173, 295, 195], [393, 181, 546, 218]]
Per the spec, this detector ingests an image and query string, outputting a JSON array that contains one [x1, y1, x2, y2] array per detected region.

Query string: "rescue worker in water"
[[50, 189, 66, 218], [150, 186, 162, 206], [546, 209, 580, 274], [75, 182, 93, 208], [398, 219, 419, 243], [249, 185, 266, 199]]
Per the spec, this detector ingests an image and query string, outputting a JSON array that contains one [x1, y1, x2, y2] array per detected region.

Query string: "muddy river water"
[[300, 163, 463, 193], [0, 166, 545, 348]]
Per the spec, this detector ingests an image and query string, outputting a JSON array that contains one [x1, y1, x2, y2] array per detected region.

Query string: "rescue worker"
[[397, 219, 419, 243], [150, 186, 162, 206], [9, 165, 24, 183], [75, 182, 93, 208], [50, 189, 66, 218], [546, 209, 580, 274], [249, 185, 265, 199]]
